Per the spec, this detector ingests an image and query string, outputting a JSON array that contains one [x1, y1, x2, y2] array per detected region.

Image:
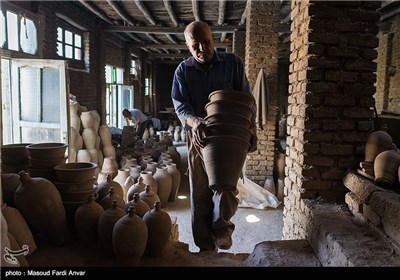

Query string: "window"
[[145, 78, 150, 96], [130, 60, 137, 77], [0, 7, 38, 55], [105, 65, 134, 129], [57, 27, 82, 61]]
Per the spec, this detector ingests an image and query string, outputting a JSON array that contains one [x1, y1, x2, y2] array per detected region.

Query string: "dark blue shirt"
[[171, 51, 251, 127]]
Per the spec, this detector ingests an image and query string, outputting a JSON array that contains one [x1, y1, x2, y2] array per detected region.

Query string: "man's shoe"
[[215, 235, 232, 250]]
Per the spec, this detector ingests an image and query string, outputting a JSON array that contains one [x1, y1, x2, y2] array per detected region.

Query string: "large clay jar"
[[112, 206, 148, 266], [166, 163, 181, 202], [153, 166, 172, 208], [103, 145, 117, 161], [101, 157, 118, 178], [82, 128, 97, 149], [124, 193, 150, 218], [364, 129, 393, 163], [98, 200, 125, 247], [113, 169, 131, 201], [127, 176, 146, 202], [129, 164, 142, 183], [143, 201, 171, 257], [90, 110, 101, 133], [70, 101, 81, 134], [1, 204, 37, 256], [139, 185, 161, 209], [139, 171, 158, 194], [14, 171, 70, 245], [74, 194, 104, 246], [144, 161, 158, 175], [374, 149, 400, 188]]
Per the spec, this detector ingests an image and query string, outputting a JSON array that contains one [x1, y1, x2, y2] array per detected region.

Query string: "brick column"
[[244, 0, 280, 186], [283, 0, 381, 239]]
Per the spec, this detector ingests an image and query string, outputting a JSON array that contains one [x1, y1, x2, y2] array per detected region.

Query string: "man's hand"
[[186, 116, 207, 148]]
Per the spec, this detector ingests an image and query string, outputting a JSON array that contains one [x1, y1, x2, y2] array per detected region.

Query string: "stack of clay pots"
[[53, 162, 98, 231], [202, 89, 256, 191], [1, 143, 31, 174], [26, 142, 68, 181]]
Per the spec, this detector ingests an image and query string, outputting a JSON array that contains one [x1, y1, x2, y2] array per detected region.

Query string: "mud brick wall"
[[283, 0, 381, 239], [244, 0, 280, 186], [375, 14, 400, 114]]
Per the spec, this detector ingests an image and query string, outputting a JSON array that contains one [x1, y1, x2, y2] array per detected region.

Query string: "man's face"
[[185, 26, 215, 65]]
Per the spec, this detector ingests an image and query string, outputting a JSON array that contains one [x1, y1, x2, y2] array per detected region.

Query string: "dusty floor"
[[23, 142, 284, 268]]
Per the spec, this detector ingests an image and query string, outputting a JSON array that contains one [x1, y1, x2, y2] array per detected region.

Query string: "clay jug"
[[122, 158, 138, 170], [77, 149, 91, 163], [144, 161, 158, 175], [180, 128, 186, 142], [103, 145, 116, 161], [74, 133, 83, 150], [374, 149, 400, 188], [1, 203, 37, 256], [90, 110, 101, 133], [112, 206, 148, 266], [129, 164, 142, 182], [124, 193, 150, 218], [80, 111, 94, 130], [139, 185, 161, 209], [99, 125, 112, 147], [166, 163, 181, 202], [14, 171, 70, 245], [101, 157, 118, 178], [98, 200, 125, 246], [96, 174, 124, 202], [113, 169, 131, 191], [70, 101, 81, 134], [143, 201, 172, 257], [127, 176, 146, 202], [139, 171, 158, 194], [82, 128, 96, 149], [174, 127, 181, 142], [365, 129, 393, 163], [99, 187, 126, 210], [74, 194, 104, 246], [153, 166, 172, 208]]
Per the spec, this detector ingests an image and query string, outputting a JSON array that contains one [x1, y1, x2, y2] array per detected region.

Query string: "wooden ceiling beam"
[[78, 0, 114, 25], [104, 25, 244, 34], [192, 0, 201, 21], [106, 0, 134, 25], [163, 0, 179, 27], [240, 0, 249, 26], [134, 0, 157, 25], [218, 0, 227, 25]]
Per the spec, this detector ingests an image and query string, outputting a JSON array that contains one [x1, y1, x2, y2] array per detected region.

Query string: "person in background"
[[171, 21, 257, 252], [122, 108, 149, 139]]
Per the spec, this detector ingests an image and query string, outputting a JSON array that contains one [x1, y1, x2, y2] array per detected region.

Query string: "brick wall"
[[233, 30, 246, 63], [245, 0, 280, 186], [283, 0, 381, 240]]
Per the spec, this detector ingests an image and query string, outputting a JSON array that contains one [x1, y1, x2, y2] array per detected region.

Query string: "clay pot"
[[74, 194, 104, 246], [205, 100, 254, 121], [205, 112, 252, 129], [1, 203, 37, 256], [112, 206, 148, 266], [28, 155, 68, 169], [82, 128, 97, 149], [26, 142, 68, 159], [166, 163, 181, 202], [54, 162, 98, 183], [96, 174, 125, 202], [80, 111, 94, 129], [76, 149, 91, 163], [1, 173, 21, 207], [364, 130, 393, 163], [124, 193, 150, 218], [98, 200, 126, 246], [126, 176, 146, 202], [374, 149, 400, 188], [139, 185, 161, 209], [14, 171, 70, 245], [142, 201, 171, 257], [202, 135, 250, 191], [99, 187, 126, 211], [203, 122, 253, 143], [208, 89, 256, 108], [70, 101, 81, 133], [90, 110, 101, 133], [129, 164, 142, 183], [1, 143, 30, 159], [139, 171, 158, 194], [153, 166, 172, 208], [99, 125, 112, 147]]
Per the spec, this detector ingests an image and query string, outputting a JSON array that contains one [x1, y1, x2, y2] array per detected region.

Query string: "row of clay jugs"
[[96, 174, 124, 202], [74, 194, 104, 246], [113, 206, 148, 266], [14, 171, 70, 245], [143, 201, 171, 257], [139, 185, 160, 209], [99, 187, 126, 211]]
